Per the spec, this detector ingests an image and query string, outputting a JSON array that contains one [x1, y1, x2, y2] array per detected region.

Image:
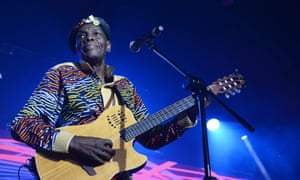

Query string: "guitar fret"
[[124, 126, 135, 141]]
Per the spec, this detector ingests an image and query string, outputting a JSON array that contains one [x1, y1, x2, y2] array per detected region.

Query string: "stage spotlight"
[[207, 118, 220, 131], [241, 135, 271, 180], [241, 135, 247, 140]]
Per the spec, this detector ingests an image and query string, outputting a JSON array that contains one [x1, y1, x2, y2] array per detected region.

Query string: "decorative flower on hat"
[[79, 15, 100, 26]]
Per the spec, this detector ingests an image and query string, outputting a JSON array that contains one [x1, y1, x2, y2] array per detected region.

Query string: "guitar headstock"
[[208, 71, 246, 98]]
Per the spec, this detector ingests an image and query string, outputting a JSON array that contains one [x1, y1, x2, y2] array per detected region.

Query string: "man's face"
[[75, 24, 111, 63]]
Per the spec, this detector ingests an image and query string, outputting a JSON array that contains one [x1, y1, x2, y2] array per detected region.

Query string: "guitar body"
[[35, 105, 147, 180]]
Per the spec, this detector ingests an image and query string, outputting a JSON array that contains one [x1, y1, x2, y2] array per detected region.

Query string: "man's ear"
[[106, 41, 111, 52], [74, 38, 80, 54]]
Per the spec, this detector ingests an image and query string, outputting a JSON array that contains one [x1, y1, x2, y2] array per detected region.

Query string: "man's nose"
[[86, 33, 95, 41]]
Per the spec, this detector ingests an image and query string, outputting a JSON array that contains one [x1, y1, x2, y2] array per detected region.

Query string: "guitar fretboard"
[[121, 95, 196, 141]]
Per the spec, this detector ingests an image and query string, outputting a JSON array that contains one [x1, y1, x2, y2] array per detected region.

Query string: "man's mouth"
[[85, 44, 97, 49]]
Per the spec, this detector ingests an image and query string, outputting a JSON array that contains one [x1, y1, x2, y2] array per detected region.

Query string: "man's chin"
[[82, 51, 101, 59], [82, 54, 103, 64]]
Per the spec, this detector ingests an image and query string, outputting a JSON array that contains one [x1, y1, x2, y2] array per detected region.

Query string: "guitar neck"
[[121, 95, 195, 141], [120, 72, 246, 142]]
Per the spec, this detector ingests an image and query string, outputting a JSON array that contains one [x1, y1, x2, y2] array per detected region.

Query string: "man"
[[10, 15, 200, 179]]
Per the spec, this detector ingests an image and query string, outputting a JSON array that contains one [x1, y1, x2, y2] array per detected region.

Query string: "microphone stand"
[[146, 41, 255, 180]]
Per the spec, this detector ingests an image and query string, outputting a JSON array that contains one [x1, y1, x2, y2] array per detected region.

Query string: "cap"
[[68, 15, 111, 54]]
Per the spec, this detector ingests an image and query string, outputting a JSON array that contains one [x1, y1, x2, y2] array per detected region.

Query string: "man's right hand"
[[68, 136, 115, 166]]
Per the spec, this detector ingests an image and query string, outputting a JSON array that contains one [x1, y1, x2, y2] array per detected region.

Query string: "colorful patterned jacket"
[[10, 62, 184, 153]]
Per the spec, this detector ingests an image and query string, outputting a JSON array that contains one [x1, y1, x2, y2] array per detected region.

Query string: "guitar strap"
[[103, 87, 116, 110], [110, 84, 125, 106], [101, 75, 125, 110]]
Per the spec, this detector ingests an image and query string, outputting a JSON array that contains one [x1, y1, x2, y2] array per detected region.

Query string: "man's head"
[[68, 15, 111, 58]]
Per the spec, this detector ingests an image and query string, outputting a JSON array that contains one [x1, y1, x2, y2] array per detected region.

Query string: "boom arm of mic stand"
[[147, 42, 187, 76], [208, 91, 255, 132]]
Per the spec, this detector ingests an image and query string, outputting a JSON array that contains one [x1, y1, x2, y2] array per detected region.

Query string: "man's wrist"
[[176, 116, 197, 129]]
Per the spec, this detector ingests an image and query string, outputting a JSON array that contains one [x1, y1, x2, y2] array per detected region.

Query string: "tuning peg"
[[235, 88, 241, 93], [230, 91, 236, 96], [225, 93, 231, 99], [234, 69, 239, 73]]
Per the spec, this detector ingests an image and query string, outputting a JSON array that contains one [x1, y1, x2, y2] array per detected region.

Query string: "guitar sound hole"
[[107, 112, 127, 128]]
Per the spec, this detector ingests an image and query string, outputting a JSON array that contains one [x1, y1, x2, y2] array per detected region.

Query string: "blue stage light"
[[207, 118, 220, 131]]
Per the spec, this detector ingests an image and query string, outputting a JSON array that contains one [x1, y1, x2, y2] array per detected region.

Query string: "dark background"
[[0, 0, 299, 179]]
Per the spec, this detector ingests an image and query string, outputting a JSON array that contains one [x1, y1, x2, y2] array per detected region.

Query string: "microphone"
[[129, 25, 164, 52]]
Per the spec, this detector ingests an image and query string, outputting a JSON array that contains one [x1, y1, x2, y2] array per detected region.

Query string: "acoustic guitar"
[[35, 72, 245, 180]]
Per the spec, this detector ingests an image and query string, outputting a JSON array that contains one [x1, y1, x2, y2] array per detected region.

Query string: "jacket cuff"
[[52, 131, 75, 153]]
